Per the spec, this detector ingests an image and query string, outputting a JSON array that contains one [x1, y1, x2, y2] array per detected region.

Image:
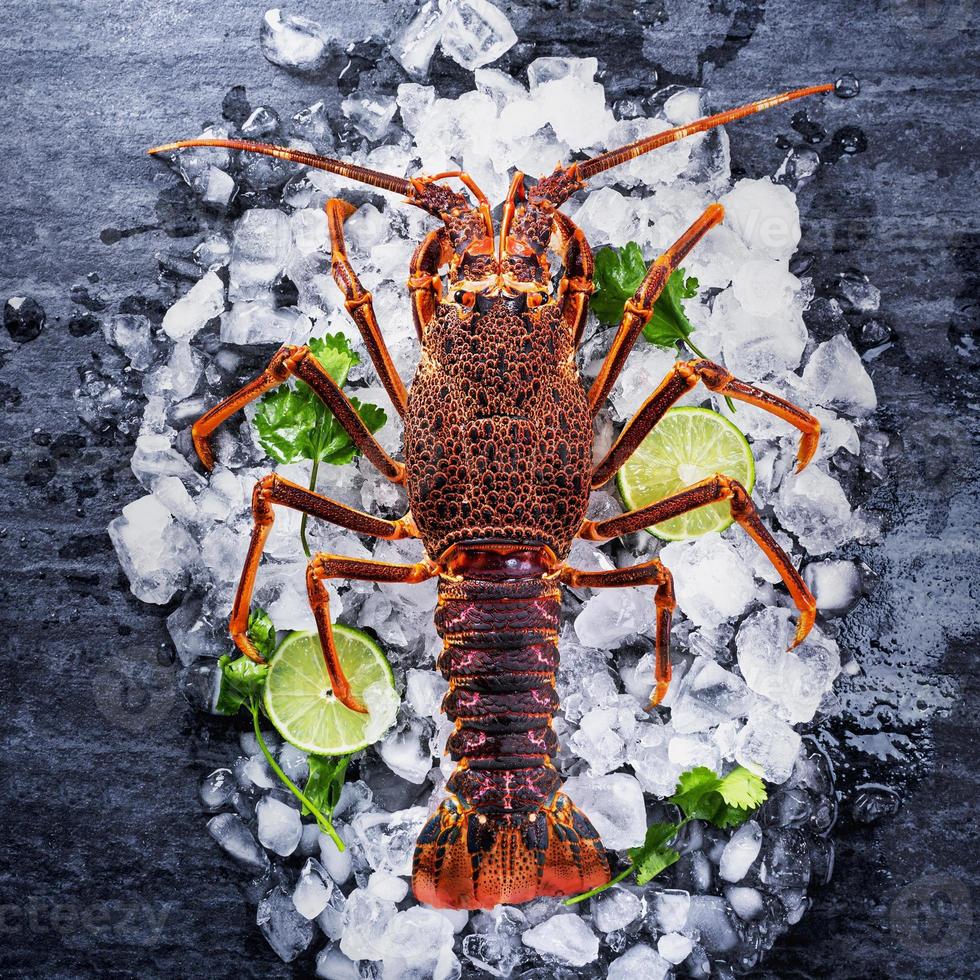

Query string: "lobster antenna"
[[576, 83, 834, 180], [148, 139, 413, 197]]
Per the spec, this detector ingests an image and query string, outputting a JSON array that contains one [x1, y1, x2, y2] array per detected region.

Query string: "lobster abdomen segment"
[[411, 545, 610, 909]]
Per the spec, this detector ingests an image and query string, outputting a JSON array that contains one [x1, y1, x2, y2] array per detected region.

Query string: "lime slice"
[[616, 406, 755, 542], [263, 626, 398, 755]]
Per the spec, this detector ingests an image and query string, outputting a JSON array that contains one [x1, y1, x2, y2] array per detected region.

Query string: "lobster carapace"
[[151, 83, 829, 908]]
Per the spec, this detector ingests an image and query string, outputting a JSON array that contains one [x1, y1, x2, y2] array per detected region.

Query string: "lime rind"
[[616, 406, 755, 542], [263, 627, 398, 755]]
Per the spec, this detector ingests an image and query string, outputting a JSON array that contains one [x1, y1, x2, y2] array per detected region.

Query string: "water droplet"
[[834, 74, 860, 99]]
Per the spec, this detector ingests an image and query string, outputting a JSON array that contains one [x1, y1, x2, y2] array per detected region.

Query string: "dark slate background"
[[1, 1, 977, 977]]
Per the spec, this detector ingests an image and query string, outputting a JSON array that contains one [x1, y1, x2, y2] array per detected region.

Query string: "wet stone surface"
[[0, 1, 977, 978]]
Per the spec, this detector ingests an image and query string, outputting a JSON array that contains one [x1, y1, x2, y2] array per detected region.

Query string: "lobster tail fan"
[[412, 794, 610, 910], [576, 83, 835, 180], [147, 138, 413, 196]]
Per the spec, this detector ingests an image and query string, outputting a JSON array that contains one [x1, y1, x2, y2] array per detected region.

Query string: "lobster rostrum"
[[151, 82, 831, 909]]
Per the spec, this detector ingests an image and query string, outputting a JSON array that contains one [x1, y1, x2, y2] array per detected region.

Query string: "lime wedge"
[[616, 406, 755, 542], [263, 627, 398, 755]]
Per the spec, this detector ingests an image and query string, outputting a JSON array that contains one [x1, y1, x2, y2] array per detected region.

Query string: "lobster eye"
[[527, 291, 547, 309], [454, 290, 476, 309]]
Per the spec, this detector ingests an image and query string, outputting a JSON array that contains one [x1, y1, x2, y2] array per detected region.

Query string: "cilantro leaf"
[[303, 754, 351, 819], [628, 821, 682, 885], [215, 655, 269, 715], [252, 333, 386, 466], [591, 241, 648, 325], [670, 765, 767, 828], [717, 766, 768, 811], [247, 607, 277, 661], [643, 270, 700, 349]]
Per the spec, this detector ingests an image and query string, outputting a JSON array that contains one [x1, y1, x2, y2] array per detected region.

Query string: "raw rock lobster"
[[151, 82, 830, 909]]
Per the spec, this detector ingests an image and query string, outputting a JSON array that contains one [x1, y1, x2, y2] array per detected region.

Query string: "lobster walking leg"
[[580, 475, 816, 646], [553, 212, 595, 345], [230, 473, 416, 671], [408, 228, 448, 338], [561, 558, 676, 707], [592, 359, 822, 487], [588, 203, 725, 412], [326, 198, 408, 416], [307, 555, 436, 712], [191, 344, 404, 481]]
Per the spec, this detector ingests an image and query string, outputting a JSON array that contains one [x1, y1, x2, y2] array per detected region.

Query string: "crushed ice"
[[96, 3, 888, 974]]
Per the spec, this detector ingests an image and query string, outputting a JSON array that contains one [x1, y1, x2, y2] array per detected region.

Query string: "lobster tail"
[[411, 545, 610, 909], [413, 793, 608, 909]]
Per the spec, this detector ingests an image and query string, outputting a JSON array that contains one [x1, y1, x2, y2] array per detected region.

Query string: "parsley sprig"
[[590, 243, 734, 411], [215, 608, 351, 851], [252, 333, 386, 556], [564, 765, 767, 904]]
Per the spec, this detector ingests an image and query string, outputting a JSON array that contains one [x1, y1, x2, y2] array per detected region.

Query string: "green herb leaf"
[[670, 765, 767, 828], [214, 609, 276, 714], [252, 333, 386, 467], [247, 607, 277, 661], [643, 269, 700, 349], [591, 242, 648, 325], [628, 821, 682, 885], [303, 754, 352, 819], [215, 655, 269, 715]]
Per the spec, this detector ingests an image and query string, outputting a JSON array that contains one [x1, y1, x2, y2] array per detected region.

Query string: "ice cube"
[[102, 314, 155, 369], [339, 888, 397, 961], [837, 271, 881, 313], [527, 56, 598, 88], [521, 912, 599, 967], [351, 806, 429, 876], [736, 606, 841, 722], [406, 668, 449, 720], [570, 186, 644, 250], [651, 888, 691, 933], [735, 710, 802, 784], [721, 178, 801, 260], [626, 719, 682, 797], [568, 699, 637, 775], [802, 333, 877, 417], [161, 270, 224, 341], [199, 768, 236, 812], [658, 932, 693, 964], [131, 432, 198, 489], [366, 870, 409, 903], [713, 288, 808, 379], [661, 534, 756, 630], [108, 494, 196, 604], [380, 906, 458, 977], [207, 812, 270, 875], [220, 298, 312, 345], [293, 858, 333, 919], [315, 944, 359, 980], [523, 74, 616, 150], [574, 587, 655, 649], [392, 0, 448, 79], [724, 885, 765, 920], [774, 464, 858, 556], [474, 67, 527, 110], [260, 8, 328, 71], [278, 742, 309, 783], [256, 796, 303, 856], [590, 885, 643, 933], [718, 819, 762, 882], [803, 559, 865, 615], [257, 885, 316, 963], [341, 95, 397, 142], [760, 828, 812, 889], [465, 906, 528, 977], [684, 895, 739, 952], [732, 260, 800, 319], [561, 774, 647, 850], [378, 717, 433, 784], [319, 829, 353, 884], [316, 884, 348, 941], [228, 208, 292, 302], [669, 658, 752, 734], [440, 0, 517, 70], [607, 943, 671, 980]]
